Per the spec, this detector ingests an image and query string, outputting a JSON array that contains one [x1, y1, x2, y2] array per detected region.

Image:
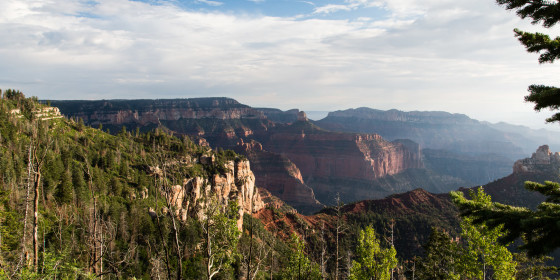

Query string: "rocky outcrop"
[[476, 145, 560, 209], [256, 108, 300, 123], [513, 145, 560, 173], [164, 157, 264, 231]]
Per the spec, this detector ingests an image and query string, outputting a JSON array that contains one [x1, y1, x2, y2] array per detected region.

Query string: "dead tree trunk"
[[32, 172, 41, 272]]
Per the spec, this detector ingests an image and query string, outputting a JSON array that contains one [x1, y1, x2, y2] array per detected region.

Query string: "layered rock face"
[[51, 98, 266, 125], [236, 139, 323, 213], [165, 158, 264, 231], [264, 130, 423, 181]]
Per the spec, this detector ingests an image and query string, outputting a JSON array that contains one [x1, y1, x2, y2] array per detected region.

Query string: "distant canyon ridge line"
[[48, 97, 560, 213]]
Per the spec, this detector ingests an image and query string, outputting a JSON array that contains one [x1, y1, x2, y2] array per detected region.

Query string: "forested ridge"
[[0, 89, 285, 279]]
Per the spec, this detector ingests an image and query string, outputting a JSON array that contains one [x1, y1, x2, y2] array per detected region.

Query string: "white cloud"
[[314, 0, 382, 14], [314, 4, 352, 14], [195, 0, 223, 7], [0, 0, 558, 129]]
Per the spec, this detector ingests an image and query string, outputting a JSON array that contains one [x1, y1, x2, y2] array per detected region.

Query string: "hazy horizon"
[[2, 0, 560, 131]]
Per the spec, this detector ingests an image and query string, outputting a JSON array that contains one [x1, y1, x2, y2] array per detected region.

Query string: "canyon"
[[52, 98, 432, 213], [50, 97, 557, 214]]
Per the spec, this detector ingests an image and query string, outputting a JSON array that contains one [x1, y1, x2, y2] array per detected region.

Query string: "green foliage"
[[281, 233, 322, 280], [515, 251, 557, 280], [495, 0, 560, 123], [452, 182, 560, 257], [348, 225, 397, 280], [55, 169, 74, 204], [452, 188, 517, 279], [416, 228, 460, 280], [0, 92, 283, 279], [202, 200, 242, 279]]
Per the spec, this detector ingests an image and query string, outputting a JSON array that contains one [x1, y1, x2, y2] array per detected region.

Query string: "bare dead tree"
[[149, 146, 184, 280], [160, 165, 183, 280], [334, 193, 348, 280], [98, 219, 134, 279], [154, 147, 183, 280], [241, 188, 270, 280], [150, 169, 172, 280], [319, 221, 329, 279], [384, 219, 396, 280], [84, 161, 102, 276], [14, 144, 34, 276], [30, 120, 51, 273]]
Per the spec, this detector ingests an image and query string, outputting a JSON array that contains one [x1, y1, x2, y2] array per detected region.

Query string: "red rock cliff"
[[236, 139, 323, 214], [263, 130, 423, 181]]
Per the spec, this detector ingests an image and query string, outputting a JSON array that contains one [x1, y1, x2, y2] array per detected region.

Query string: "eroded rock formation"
[[163, 157, 265, 231], [513, 145, 560, 173]]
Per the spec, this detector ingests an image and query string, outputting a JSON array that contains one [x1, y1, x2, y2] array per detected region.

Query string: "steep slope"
[[339, 189, 459, 259], [50, 98, 325, 213], [307, 145, 560, 260]]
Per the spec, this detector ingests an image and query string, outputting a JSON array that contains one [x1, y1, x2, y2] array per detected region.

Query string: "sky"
[[0, 0, 559, 130]]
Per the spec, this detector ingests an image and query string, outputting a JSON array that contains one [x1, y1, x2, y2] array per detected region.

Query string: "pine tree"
[[495, 0, 560, 122], [514, 251, 557, 280], [55, 169, 73, 204], [416, 228, 460, 280], [452, 188, 517, 279], [452, 182, 560, 256]]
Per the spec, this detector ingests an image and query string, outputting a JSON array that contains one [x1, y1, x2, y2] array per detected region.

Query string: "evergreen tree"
[[416, 228, 460, 280], [348, 225, 397, 280], [55, 169, 73, 204], [452, 181, 560, 256], [495, 0, 560, 122]]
